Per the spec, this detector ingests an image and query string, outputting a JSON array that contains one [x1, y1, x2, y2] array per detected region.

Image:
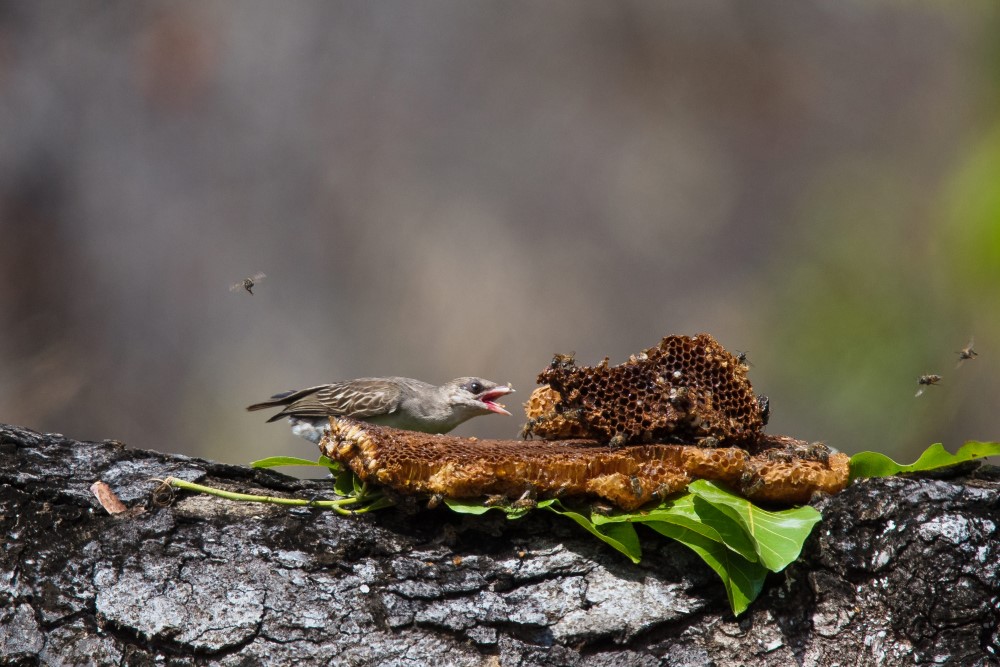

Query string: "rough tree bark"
[[1, 423, 999, 666]]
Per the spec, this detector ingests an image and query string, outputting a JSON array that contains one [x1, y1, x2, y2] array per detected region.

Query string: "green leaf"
[[644, 520, 766, 615], [317, 455, 342, 473], [250, 456, 326, 469], [691, 497, 761, 562], [441, 498, 640, 555], [542, 501, 642, 563], [594, 493, 759, 563], [443, 498, 496, 515], [850, 441, 1000, 481], [442, 497, 537, 520], [361, 495, 396, 511], [435, 482, 822, 615], [333, 469, 358, 497], [688, 480, 821, 572], [589, 491, 769, 615]]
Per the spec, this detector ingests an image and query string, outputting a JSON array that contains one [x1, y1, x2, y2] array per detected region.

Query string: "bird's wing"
[[273, 379, 404, 421]]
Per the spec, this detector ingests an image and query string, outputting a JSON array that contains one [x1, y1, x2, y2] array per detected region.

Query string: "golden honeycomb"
[[526, 333, 764, 447], [320, 418, 850, 510]]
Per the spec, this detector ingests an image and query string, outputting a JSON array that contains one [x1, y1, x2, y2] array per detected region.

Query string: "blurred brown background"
[[1, 1, 998, 465]]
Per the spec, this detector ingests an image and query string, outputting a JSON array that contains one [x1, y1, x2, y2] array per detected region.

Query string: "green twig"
[[155, 476, 381, 516]]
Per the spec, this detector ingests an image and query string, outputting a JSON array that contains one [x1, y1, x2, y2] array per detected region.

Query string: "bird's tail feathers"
[[246, 386, 326, 418]]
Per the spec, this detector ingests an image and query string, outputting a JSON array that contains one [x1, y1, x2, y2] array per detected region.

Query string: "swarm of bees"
[[230, 272, 267, 295], [915, 338, 977, 398]]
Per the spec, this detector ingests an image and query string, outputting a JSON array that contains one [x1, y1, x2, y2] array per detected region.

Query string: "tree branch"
[[1, 423, 998, 665]]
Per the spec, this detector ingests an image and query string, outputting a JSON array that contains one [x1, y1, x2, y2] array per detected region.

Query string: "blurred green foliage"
[[762, 124, 1000, 460]]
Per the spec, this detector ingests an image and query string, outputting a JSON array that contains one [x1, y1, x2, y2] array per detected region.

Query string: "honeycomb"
[[320, 418, 850, 510], [739, 435, 846, 501], [526, 333, 764, 447]]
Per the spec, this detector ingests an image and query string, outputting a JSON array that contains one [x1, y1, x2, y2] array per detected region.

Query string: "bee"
[[757, 394, 770, 426], [590, 501, 615, 516], [956, 338, 978, 368], [550, 352, 576, 370], [735, 350, 753, 368], [608, 433, 628, 448], [520, 417, 542, 440], [763, 448, 796, 463], [230, 272, 267, 295], [668, 386, 690, 404], [650, 483, 676, 502], [511, 487, 537, 510], [800, 442, 831, 466], [915, 374, 942, 398], [740, 470, 767, 498]]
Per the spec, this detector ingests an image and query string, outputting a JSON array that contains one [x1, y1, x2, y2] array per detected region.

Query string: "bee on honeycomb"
[[526, 333, 765, 448]]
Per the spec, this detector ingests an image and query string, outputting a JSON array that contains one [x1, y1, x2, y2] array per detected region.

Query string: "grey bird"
[[247, 376, 514, 442]]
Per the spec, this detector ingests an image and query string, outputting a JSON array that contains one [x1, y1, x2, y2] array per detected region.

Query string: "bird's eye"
[[468, 381, 483, 394]]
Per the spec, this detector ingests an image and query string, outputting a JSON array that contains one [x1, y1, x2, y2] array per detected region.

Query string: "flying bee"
[[735, 350, 753, 368], [230, 272, 267, 295], [956, 338, 978, 368], [915, 374, 942, 398]]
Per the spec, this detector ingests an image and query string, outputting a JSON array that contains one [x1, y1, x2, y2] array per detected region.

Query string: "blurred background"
[[1, 1, 998, 466]]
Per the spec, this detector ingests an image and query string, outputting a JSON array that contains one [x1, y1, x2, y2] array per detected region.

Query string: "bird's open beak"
[[480, 385, 514, 416]]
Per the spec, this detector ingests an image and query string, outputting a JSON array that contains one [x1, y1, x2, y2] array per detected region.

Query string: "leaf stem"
[[158, 477, 379, 515]]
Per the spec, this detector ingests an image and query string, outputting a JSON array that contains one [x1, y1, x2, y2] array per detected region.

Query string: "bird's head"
[[443, 377, 514, 418]]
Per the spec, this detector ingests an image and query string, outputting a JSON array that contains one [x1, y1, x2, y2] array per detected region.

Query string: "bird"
[[247, 376, 515, 442]]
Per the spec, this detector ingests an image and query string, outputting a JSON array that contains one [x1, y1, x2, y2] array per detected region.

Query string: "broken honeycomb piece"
[[739, 435, 848, 503], [741, 454, 850, 504], [320, 417, 849, 511], [521, 385, 589, 439], [526, 333, 764, 447]]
